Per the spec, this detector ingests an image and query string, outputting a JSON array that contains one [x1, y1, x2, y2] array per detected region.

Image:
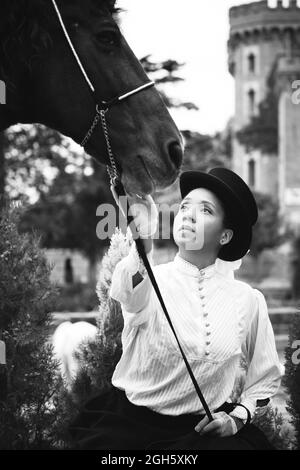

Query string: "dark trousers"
[[69, 386, 274, 450]]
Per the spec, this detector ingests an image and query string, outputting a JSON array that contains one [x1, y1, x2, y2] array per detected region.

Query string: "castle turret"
[[228, 0, 300, 233]]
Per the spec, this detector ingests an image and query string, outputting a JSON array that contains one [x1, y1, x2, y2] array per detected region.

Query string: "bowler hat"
[[179, 167, 258, 261]]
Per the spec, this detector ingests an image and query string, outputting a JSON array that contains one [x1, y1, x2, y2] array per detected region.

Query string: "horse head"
[[0, 0, 183, 196]]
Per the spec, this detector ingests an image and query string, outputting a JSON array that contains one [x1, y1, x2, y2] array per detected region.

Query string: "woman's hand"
[[111, 186, 159, 239], [128, 194, 158, 238], [194, 412, 238, 437]]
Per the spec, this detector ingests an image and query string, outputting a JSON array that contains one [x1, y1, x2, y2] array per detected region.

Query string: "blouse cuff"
[[229, 398, 256, 422]]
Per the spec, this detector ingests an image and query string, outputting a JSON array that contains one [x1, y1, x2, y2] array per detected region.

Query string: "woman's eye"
[[180, 205, 187, 211]]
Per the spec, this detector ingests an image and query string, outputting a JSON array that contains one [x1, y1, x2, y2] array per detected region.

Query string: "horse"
[[0, 0, 183, 196], [52, 320, 97, 390]]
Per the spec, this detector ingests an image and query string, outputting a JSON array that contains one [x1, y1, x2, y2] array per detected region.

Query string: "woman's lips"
[[180, 225, 195, 233]]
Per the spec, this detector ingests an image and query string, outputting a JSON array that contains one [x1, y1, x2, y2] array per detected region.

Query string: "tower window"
[[248, 53, 256, 73], [248, 159, 256, 188], [248, 89, 256, 116]]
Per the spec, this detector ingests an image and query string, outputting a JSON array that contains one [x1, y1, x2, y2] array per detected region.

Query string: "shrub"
[[0, 203, 66, 449]]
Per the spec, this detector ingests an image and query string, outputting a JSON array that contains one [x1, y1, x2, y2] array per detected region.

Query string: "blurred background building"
[[228, 0, 300, 234]]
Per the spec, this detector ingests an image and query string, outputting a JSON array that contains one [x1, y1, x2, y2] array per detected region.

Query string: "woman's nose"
[[183, 212, 196, 224]]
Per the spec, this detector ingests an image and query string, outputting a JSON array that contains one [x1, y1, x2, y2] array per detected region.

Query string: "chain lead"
[[99, 109, 119, 186]]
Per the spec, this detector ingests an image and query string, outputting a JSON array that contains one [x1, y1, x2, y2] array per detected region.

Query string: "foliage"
[[0, 203, 66, 449], [231, 365, 295, 450], [283, 314, 300, 449], [181, 125, 232, 172], [2, 124, 88, 201], [54, 283, 99, 313], [236, 89, 278, 155], [141, 56, 198, 111], [250, 191, 281, 257], [19, 169, 113, 264]]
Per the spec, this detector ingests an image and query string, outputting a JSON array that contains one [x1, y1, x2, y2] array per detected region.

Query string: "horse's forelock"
[[0, 0, 120, 37], [0, 0, 121, 74]]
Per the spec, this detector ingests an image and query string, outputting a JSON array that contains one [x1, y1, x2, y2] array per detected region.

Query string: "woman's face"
[[173, 187, 230, 252]]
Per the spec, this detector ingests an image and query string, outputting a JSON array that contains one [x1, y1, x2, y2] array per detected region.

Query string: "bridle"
[[51, 0, 154, 186]]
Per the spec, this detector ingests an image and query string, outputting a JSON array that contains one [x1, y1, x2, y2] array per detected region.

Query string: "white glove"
[[194, 411, 238, 437], [111, 186, 158, 238]]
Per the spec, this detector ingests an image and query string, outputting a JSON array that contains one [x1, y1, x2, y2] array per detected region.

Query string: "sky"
[[117, 0, 267, 135]]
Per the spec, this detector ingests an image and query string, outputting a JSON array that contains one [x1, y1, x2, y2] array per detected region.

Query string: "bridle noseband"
[[51, 0, 154, 185]]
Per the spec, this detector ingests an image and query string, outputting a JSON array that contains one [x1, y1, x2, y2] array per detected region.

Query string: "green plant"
[[0, 203, 66, 449]]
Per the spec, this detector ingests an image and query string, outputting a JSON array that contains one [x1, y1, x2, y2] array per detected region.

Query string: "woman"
[[69, 168, 283, 450]]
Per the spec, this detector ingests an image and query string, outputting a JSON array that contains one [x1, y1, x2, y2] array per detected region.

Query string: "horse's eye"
[[96, 30, 119, 47]]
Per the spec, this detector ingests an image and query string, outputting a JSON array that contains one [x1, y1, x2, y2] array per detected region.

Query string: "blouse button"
[[200, 295, 205, 300], [206, 341, 211, 346], [206, 331, 211, 336], [205, 323, 210, 328], [203, 312, 208, 317], [205, 351, 210, 356], [198, 286, 204, 291], [200, 270, 206, 276]]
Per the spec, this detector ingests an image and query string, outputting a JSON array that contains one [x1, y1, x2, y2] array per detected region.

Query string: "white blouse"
[[109, 243, 284, 422]]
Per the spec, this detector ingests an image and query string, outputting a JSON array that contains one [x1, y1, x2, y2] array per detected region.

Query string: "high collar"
[[173, 253, 216, 278], [173, 253, 242, 279]]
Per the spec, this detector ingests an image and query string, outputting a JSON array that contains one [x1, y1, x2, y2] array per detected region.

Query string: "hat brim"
[[179, 171, 252, 261]]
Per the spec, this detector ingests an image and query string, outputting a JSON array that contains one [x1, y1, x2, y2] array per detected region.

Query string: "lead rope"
[[50, 0, 213, 422], [113, 178, 213, 422]]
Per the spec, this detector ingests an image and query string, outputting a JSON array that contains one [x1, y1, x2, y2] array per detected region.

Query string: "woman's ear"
[[220, 229, 233, 246]]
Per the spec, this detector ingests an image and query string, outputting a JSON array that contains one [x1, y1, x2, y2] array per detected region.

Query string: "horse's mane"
[[0, 0, 120, 80]]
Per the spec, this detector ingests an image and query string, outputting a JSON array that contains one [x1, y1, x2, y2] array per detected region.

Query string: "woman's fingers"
[[194, 415, 210, 433], [198, 419, 221, 436], [195, 412, 237, 437]]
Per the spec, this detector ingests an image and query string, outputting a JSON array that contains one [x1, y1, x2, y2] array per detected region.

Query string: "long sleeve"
[[230, 288, 284, 421], [109, 242, 154, 324]]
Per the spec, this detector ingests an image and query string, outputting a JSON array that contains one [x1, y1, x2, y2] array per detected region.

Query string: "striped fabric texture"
[[109, 245, 283, 421]]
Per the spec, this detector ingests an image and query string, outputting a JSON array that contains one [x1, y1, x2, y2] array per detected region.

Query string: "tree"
[[19, 165, 114, 284], [140, 56, 198, 111], [3, 124, 92, 202], [250, 191, 281, 257], [0, 203, 67, 449]]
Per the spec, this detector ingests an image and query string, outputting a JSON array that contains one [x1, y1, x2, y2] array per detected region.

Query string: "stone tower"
[[228, 0, 300, 233]]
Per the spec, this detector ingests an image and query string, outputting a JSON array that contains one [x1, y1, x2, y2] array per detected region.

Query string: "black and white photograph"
[[0, 0, 300, 455]]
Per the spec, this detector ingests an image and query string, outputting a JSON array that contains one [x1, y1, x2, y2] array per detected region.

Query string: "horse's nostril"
[[168, 141, 183, 170]]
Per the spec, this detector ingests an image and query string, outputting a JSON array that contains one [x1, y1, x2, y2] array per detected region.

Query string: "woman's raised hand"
[[111, 186, 159, 239]]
